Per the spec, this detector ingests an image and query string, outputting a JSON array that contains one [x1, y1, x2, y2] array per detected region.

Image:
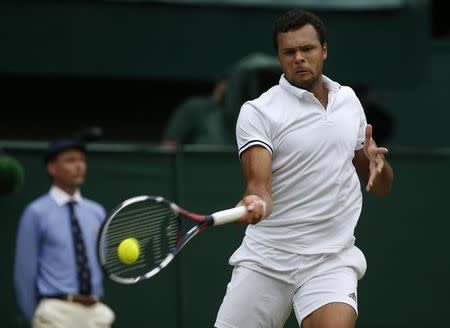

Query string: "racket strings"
[[100, 200, 180, 278], [103, 207, 170, 240], [104, 207, 168, 247]]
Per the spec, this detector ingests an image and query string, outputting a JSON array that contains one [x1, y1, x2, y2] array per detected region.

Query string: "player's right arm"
[[14, 206, 40, 322], [236, 145, 272, 224]]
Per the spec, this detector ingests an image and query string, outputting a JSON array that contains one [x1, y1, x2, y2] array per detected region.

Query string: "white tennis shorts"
[[215, 237, 367, 328]]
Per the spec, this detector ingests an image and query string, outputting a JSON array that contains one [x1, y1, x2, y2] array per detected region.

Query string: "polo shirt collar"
[[322, 75, 341, 92], [50, 185, 82, 206]]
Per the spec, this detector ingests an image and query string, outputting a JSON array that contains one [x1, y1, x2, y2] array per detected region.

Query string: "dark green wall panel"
[[356, 152, 450, 327], [0, 2, 429, 87], [3, 2, 450, 149], [177, 149, 246, 327], [1, 143, 449, 327]]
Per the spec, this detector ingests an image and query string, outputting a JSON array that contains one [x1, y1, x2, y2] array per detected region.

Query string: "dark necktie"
[[67, 201, 92, 295]]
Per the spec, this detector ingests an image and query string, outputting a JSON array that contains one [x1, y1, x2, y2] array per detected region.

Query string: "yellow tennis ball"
[[117, 238, 140, 265]]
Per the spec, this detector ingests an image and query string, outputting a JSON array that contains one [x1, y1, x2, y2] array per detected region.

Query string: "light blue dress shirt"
[[14, 186, 106, 321]]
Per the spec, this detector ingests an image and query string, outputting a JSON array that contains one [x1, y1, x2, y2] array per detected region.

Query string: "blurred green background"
[[1, 0, 449, 146], [1, 144, 449, 327], [1, 0, 450, 327]]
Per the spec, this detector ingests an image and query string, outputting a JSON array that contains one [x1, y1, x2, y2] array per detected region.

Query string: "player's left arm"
[[353, 124, 394, 196]]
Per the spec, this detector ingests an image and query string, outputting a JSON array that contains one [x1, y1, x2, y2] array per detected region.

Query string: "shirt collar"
[[49, 185, 82, 206], [279, 74, 341, 99], [322, 75, 341, 92]]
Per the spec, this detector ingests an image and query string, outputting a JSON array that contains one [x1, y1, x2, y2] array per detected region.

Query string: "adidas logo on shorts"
[[348, 292, 357, 303]]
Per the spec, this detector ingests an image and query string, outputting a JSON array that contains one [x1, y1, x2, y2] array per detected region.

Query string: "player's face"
[[48, 149, 86, 190], [276, 24, 327, 91]]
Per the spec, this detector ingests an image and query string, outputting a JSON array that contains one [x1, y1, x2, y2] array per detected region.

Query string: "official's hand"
[[363, 124, 388, 191], [236, 195, 267, 224]]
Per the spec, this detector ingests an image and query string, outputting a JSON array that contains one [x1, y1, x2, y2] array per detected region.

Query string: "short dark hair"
[[272, 9, 327, 52]]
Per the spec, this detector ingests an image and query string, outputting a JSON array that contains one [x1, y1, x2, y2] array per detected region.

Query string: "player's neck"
[[311, 78, 328, 109]]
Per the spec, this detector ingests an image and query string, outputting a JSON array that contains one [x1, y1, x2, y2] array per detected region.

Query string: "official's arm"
[[14, 206, 40, 322]]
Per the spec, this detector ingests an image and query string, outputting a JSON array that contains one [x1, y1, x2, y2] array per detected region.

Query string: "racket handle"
[[211, 206, 247, 226]]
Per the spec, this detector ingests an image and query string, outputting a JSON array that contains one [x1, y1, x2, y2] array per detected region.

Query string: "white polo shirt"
[[236, 75, 367, 254]]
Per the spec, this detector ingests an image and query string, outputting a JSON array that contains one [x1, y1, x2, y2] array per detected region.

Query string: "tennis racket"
[[97, 195, 247, 284]]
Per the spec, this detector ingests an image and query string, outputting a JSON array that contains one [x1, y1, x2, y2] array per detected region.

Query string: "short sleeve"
[[355, 104, 367, 151], [236, 103, 273, 158]]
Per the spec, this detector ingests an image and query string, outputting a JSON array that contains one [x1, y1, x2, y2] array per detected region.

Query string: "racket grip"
[[212, 206, 247, 226]]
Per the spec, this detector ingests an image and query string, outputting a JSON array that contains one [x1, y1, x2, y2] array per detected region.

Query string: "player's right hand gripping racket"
[[97, 195, 246, 284]]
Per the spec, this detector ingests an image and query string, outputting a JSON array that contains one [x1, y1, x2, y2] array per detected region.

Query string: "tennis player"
[[215, 9, 393, 328]]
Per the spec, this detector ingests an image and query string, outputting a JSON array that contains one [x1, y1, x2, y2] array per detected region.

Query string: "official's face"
[[276, 24, 327, 91], [48, 149, 86, 189]]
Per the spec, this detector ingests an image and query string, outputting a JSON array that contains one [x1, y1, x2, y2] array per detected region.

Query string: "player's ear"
[[322, 42, 328, 60]]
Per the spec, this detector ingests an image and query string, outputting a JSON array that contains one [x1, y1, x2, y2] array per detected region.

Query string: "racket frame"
[[98, 195, 245, 284]]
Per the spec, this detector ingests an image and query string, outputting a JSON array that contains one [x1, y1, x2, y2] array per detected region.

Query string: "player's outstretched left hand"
[[363, 124, 388, 191]]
